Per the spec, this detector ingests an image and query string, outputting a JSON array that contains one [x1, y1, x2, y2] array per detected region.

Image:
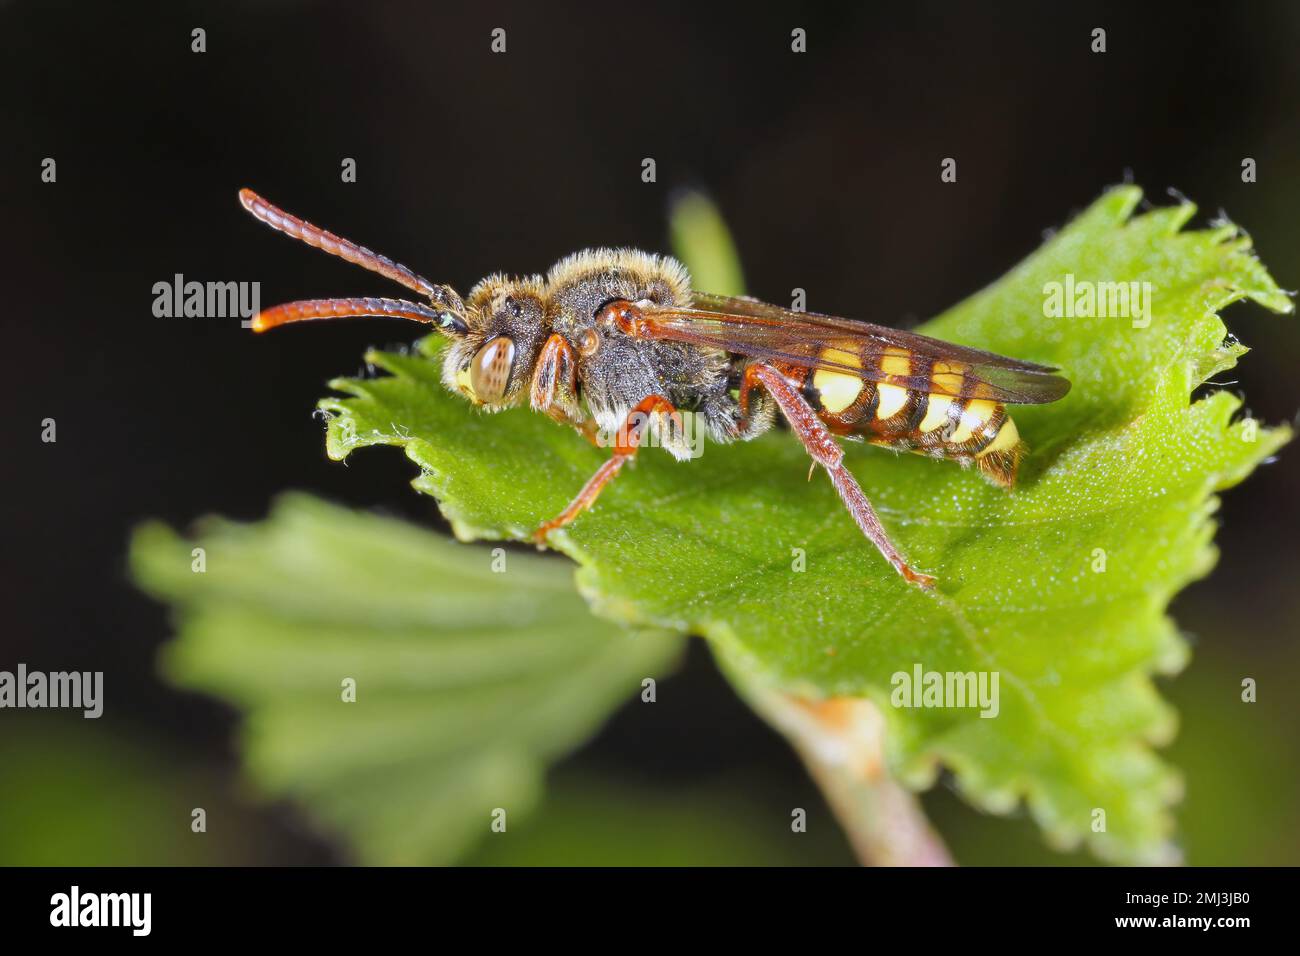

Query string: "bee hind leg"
[[530, 395, 680, 544], [746, 363, 935, 589]]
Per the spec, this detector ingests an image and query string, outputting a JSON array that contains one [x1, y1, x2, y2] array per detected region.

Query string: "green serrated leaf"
[[130, 494, 684, 865], [315, 187, 1292, 863]]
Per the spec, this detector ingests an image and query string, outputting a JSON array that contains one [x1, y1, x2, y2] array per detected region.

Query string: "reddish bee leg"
[[747, 363, 936, 589], [737, 361, 772, 421], [529, 333, 599, 445], [531, 395, 680, 543]]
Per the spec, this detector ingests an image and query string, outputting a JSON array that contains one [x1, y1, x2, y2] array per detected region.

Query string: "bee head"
[[442, 274, 549, 410]]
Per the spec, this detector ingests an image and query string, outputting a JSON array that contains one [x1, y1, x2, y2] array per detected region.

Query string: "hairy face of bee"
[[441, 276, 548, 410]]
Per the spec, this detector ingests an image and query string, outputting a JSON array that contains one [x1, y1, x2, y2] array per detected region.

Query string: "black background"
[[2, 0, 1297, 865]]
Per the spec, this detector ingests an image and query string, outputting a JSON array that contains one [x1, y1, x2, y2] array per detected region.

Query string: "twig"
[[742, 684, 954, 867]]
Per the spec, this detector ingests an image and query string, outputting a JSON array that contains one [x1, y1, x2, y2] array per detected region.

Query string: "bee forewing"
[[638, 293, 1071, 406]]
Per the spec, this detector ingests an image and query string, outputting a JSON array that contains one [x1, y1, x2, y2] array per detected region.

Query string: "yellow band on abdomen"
[[812, 369, 863, 413], [950, 398, 998, 444], [918, 394, 955, 433], [975, 415, 1020, 457], [874, 383, 909, 420]]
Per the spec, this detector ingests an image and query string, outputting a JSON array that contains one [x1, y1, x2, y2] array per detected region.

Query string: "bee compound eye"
[[469, 336, 516, 403]]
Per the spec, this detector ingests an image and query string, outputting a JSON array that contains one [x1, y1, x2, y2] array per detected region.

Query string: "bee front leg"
[[531, 395, 680, 543], [529, 333, 599, 445], [746, 363, 935, 589]]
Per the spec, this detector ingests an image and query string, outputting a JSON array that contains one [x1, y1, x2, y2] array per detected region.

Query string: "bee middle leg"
[[744, 363, 935, 589], [531, 395, 681, 543]]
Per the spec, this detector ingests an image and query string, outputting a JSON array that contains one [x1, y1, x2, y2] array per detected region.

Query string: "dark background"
[[2, 0, 1297, 865]]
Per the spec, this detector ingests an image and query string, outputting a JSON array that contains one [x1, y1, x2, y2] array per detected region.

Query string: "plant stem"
[[742, 684, 954, 867]]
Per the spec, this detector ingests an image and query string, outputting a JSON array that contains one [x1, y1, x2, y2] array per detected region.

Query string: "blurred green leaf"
[[315, 187, 1291, 862], [0, 717, 267, 865], [1163, 631, 1300, 866], [466, 773, 856, 866], [668, 190, 746, 295], [131, 494, 683, 865]]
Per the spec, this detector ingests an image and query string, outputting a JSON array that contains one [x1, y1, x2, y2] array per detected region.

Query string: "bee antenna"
[[238, 188, 466, 323], [249, 297, 469, 335]]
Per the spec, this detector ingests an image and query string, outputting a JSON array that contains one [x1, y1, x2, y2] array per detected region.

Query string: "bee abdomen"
[[801, 345, 1025, 487]]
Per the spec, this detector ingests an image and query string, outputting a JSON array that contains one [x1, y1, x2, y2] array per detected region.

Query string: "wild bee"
[[239, 189, 1070, 588]]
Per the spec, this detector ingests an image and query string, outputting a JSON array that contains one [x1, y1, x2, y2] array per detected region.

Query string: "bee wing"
[[637, 293, 1071, 405]]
